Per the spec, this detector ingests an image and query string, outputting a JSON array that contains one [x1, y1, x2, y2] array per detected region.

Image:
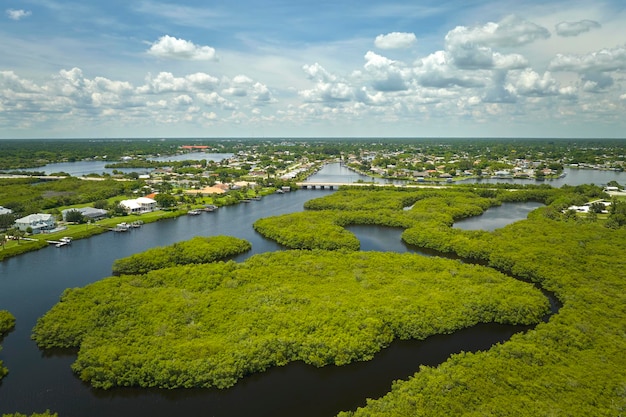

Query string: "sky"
[[1, 0, 626, 139]]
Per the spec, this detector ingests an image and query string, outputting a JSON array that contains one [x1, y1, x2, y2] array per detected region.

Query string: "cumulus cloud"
[[363, 51, 409, 92], [444, 16, 543, 70], [303, 63, 336, 82], [6, 9, 31, 20], [482, 70, 516, 103], [299, 63, 354, 103], [252, 82, 272, 102], [555, 20, 601, 37], [374, 32, 417, 49], [549, 45, 626, 73], [581, 72, 613, 93], [446, 15, 550, 49], [416, 51, 485, 88], [509, 69, 559, 97], [147, 35, 217, 61]]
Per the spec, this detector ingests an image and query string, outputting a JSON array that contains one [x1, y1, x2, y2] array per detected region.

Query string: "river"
[[0, 164, 559, 416]]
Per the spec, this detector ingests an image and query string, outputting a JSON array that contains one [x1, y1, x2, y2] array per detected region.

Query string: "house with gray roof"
[[14, 213, 56, 234], [61, 207, 108, 222]]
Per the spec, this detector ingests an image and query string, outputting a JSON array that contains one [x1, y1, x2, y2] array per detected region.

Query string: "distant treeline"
[[1, 137, 624, 170]]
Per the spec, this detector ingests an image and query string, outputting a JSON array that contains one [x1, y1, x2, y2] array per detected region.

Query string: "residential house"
[[119, 197, 157, 214], [61, 207, 108, 221], [0, 206, 12, 216], [14, 213, 56, 233]]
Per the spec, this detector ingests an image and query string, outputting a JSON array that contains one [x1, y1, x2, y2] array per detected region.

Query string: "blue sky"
[[1, 0, 625, 139]]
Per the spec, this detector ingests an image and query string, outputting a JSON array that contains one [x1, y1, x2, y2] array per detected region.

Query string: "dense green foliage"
[[32, 250, 547, 390], [111, 236, 252, 275], [0, 311, 15, 335], [250, 186, 626, 416], [0, 177, 141, 216], [1, 411, 58, 417], [339, 219, 626, 417], [0, 310, 16, 380], [256, 188, 499, 250], [253, 211, 361, 250], [26, 183, 626, 415]]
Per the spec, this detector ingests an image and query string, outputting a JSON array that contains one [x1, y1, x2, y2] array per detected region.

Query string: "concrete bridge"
[[295, 182, 445, 190]]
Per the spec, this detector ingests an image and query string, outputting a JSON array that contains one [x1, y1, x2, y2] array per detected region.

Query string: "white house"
[[119, 197, 157, 214], [14, 213, 56, 233], [0, 206, 12, 216]]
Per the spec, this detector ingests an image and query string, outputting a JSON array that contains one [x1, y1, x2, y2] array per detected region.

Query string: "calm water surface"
[[454, 201, 544, 231], [21, 152, 233, 176], [0, 166, 555, 416]]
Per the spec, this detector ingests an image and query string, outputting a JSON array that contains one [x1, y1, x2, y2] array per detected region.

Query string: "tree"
[[7, 228, 25, 244], [154, 193, 177, 208], [0, 213, 15, 230], [93, 200, 109, 210], [65, 209, 86, 224], [110, 202, 127, 217]]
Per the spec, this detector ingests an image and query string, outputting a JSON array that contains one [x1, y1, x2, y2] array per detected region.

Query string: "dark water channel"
[[0, 167, 554, 417]]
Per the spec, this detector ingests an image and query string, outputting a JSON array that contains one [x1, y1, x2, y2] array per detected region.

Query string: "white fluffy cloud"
[[374, 32, 417, 49], [446, 15, 550, 49], [549, 45, 626, 73], [3, 9, 626, 138], [509, 69, 560, 97], [444, 16, 544, 70], [299, 63, 354, 103], [416, 51, 485, 88], [147, 35, 217, 61], [363, 51, 409, 92], [555, 20, 601, 37], [6, 9, 31, 20]]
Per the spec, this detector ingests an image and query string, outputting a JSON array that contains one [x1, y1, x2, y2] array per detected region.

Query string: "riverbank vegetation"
[[250, 186, 626, 415], [32, 249, 548, 390], [111, 236, 251, 275], [1, 411, 57, 417], [0, 177, 141, 216], [0, 310, 16, 380], [249, 186, 625, 417]]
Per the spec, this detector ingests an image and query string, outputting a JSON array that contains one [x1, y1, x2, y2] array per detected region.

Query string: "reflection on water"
[[453, 202, 544, 231]]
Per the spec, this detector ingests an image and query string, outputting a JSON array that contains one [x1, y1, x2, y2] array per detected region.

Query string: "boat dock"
[[47, 237, 72, 247]]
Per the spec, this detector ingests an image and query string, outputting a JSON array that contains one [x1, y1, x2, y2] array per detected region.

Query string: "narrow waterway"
[[0, 164, 557, 417]]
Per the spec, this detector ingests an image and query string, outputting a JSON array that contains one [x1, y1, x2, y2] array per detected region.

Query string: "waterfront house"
[[119, 197, 157, 214], [61, 207, 108, 222], [14, 213, 56, 233]]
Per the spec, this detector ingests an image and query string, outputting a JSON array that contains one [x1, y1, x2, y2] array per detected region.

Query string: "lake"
[[23, 152, 233, 176], [0, 166, 557, 417]]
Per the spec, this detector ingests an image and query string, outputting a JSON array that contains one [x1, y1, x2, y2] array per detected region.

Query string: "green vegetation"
[[32, 249, 547, 390], [253, 211, 360, 250], [0, 310, 16, 380], [111, 236, 252, 275], [0, 177, 141, 216], [1, 412, 58, 417], [249, 186, 626, 416], [338, 218, 626, 417], [0, 209, 186, 262], [0, 311, 16, 335]]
